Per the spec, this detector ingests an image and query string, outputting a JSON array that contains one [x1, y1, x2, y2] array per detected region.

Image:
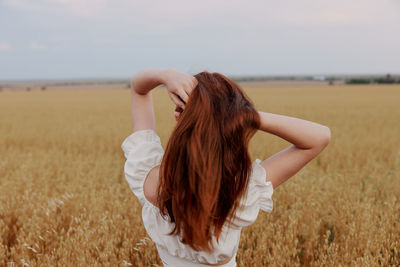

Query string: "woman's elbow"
[[318, 126, 331, 148]]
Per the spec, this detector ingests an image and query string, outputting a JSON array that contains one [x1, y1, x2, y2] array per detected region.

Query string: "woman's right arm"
[[257, 111, 331, 189]]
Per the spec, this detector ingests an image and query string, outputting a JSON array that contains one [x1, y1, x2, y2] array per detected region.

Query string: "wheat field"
[[0, 83, 399, 266]]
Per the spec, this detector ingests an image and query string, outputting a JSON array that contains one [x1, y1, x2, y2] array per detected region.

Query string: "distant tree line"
[[346, 74, 400, 84], [232, 73, 400, 85]]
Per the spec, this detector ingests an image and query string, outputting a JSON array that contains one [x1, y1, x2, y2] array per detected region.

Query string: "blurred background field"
[[0, 82, 399, 266]]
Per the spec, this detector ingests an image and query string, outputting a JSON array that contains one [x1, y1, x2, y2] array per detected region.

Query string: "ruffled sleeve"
[[121, 129, 164, 206], [231, 158, 274, 228]]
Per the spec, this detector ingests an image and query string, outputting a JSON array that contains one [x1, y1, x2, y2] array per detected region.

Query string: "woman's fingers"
[[191, 76, 198, 89], [177, 88, 189, 103], [179, 78, 197, 102], [166, 73, 198, 108], [168, 92, 185, 109], [174, 105, 183, 121], [187, 77, 198, 95], [175, 105, 183, 113], [174, 111, 180, 121]]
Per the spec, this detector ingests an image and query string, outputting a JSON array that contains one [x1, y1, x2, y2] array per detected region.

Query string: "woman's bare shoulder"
[[143, 165, 161, 207]]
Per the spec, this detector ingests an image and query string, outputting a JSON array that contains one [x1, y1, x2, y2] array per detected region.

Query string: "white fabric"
[[121, 129, 274, 266], [157, 246, 237, 267]]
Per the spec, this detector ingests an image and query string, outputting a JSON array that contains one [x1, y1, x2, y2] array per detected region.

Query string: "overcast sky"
[[0, 0, 399, 80]]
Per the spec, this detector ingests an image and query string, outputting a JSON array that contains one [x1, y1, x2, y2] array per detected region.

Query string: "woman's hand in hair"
[[161, 69, 198, 110], [174, 105, 183, 121]]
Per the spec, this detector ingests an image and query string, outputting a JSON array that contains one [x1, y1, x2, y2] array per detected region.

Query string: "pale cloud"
[[238, 0, 400, 28], [3, 0, 399, 26], [280, 2, 399, 26], [0, 43, 11, 51], [2, 0, 108, 17], [28, 41, 48, 50], [1, 0, 399, 39]]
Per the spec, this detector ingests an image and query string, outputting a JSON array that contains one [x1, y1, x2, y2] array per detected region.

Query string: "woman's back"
[[123, 68, 330, 266], [122, 129, 274, 266]]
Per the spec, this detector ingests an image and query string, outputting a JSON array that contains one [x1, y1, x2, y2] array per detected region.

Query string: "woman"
[[121, 68, 331, 266]]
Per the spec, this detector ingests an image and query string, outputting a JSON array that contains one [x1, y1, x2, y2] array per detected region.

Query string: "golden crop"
[[0, 84, 399, 266]]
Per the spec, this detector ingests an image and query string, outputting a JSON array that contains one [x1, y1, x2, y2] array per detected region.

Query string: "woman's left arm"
[[130, 68, 198, 132]]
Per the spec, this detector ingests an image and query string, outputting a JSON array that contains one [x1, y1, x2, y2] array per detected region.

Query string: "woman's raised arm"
[[257, 111, 331, 189]]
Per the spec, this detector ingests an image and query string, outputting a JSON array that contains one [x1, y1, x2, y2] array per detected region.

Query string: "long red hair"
[[157, 71, 260, 252]]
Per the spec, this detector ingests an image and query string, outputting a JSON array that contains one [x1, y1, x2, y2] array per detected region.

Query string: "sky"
[[0, 0, 399, 80]]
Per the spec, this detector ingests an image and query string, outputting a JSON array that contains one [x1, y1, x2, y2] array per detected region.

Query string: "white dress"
[[121, 129, 274, 267]]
